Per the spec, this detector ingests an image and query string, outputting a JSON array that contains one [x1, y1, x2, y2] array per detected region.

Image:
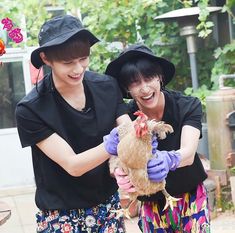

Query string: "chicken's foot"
[[162, 189, 181, 210], [110, 199, 138, 220]]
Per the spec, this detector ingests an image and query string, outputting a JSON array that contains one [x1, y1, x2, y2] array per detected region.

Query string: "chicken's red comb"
[[134, 110, 148, 119], [134, 110, 149, 138], [134, 110, 148, 120]]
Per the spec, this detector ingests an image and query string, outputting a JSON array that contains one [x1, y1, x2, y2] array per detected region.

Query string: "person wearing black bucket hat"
[[31, 14, 99, 69], [15, 15, 132, 232], [105, 44, 175, 98], [105, 44, 210, 232]]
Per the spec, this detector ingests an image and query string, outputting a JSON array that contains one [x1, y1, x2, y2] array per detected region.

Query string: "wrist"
[[169, 150, 181, 170], [103, 136, 118, 156]]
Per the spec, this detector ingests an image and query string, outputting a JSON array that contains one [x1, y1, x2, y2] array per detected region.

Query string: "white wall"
[[0, 128, 35, 189], [0, 48, 35, 190]]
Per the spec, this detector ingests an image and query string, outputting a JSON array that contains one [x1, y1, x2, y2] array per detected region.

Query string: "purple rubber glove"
[[147, 150, 181, 182], [151, 134, 158, 155], [103, 127, 119, 155]]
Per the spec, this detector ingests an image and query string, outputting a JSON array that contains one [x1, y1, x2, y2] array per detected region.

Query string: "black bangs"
[[119, 57, 163, 89], [43, 35, 90, 62]]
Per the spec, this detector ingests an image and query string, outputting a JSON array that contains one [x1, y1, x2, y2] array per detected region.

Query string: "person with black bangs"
[[105, 44, 210, 233], [15, 15, 131, 233]]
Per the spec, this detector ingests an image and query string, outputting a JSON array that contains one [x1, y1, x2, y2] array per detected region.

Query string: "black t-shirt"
[[128, 89, 208, 202], [15, 71, 128, 210]]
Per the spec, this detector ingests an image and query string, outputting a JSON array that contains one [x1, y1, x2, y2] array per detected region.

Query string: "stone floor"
[[0, 186, 235, 233]]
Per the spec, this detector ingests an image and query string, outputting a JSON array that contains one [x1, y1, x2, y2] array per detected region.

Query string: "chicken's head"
[[133, 110, 149, 138]]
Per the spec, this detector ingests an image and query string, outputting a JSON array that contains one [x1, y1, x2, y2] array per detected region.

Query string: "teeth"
[[142, 94, 153, 100]]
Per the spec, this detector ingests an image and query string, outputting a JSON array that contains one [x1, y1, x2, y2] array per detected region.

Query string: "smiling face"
[[127, 75, 161, 110], [40, 35, 90, 89], [119, 57, 164, 111], [42, 55, 89, 88]]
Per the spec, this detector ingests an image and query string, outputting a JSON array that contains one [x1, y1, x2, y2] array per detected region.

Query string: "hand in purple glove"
[[147, 150, 181, 182], [103, 127, 119, 155]]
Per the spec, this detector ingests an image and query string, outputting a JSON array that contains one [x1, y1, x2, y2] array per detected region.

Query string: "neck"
[[53, 77, 86, 110], [138, 92, 165, 121]]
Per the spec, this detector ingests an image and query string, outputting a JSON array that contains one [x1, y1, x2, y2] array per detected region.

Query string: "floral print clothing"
[[36, 192, 126, 233], [138, 183, 210, 233]]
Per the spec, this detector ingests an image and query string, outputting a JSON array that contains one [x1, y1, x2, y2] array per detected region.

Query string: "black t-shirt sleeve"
[[182, 96, 202, 131], [15, 104, 54, 147]]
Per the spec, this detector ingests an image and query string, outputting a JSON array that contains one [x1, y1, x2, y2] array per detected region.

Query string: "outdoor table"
[[0, 201, 11, 226]]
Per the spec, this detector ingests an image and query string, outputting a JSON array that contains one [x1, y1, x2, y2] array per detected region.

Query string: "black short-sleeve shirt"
[[15, 71, 128, 210], [128, 89, 207, 201]]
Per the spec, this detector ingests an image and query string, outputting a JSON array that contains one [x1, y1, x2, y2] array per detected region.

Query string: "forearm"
[[176, 125, 200, 167], [176, 148, 196, 167], [67, 143, 110, 176], [72, 114, 131, 175], [37, 133, 110, 177], [37, 114, 131, 177]]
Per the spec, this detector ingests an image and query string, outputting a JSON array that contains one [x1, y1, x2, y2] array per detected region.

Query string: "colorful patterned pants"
[[138, 183, 210, 233], [36, 192, 126, 233]]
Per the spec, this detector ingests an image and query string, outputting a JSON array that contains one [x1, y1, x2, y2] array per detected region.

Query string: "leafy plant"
[[184, 85, 212, 122], [231, 166, 235, 176], [197, 0, 215, 38], [211, 41, 235, 89], [0, 0, 233, 96]]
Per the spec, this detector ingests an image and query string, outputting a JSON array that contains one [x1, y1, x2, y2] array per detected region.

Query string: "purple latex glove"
[[147, 150, 181, 182], [103, 127, 119, 155], [151, 134, 158, 155]]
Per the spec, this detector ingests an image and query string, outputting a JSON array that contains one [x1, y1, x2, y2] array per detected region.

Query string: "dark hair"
[[43, 34, 90, 62], [119, 57, 164, 90]]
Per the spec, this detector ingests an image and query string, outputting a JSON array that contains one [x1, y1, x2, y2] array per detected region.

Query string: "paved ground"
[[0, 186, 235, 233]]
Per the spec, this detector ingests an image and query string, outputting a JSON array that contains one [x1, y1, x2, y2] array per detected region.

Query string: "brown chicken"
[[109, 110, 180, 217]]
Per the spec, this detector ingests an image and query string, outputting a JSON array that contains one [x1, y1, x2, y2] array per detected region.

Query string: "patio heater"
[[155, 7, 222, 91]]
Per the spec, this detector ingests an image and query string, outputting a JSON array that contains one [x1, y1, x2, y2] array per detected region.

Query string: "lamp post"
[[155, 7, 222, 91]]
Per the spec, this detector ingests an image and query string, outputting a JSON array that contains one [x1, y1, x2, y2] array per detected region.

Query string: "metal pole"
[[189, 52, 199, 90], [180, 26, 199, 91]]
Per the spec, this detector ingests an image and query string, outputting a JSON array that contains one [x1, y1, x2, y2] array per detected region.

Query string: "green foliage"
[[197, 0, 215, 38], [221, 185, 235, 211], [184, 85, 212, 120], [0, 0, 51, 47], [0, 0, 234, 105], [211, 41, 235, 89], [76, 0, 190, 75], [231, 166, 235, 175]]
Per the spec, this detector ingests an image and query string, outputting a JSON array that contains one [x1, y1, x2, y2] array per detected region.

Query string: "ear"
[[39, 52, 51, 66]]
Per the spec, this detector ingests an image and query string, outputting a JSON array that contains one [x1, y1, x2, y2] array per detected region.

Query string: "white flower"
[[85, 215, 96, 227]]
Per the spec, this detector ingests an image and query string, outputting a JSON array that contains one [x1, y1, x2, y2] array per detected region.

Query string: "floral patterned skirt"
[[138, 183, 210, 233], [36, 192, 126, 233]]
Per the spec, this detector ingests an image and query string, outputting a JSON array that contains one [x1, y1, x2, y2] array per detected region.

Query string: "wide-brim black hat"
[[31, 15, 99, 69], [105, 44, 175, 98]]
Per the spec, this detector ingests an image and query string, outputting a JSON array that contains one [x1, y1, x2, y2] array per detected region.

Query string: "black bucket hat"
[[105, 44, 175, 98], [31, 15, 99, 69]]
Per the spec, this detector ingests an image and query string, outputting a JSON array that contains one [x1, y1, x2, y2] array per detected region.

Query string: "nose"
[[139, 83, 150, 93], [73, 61, 83, 74]]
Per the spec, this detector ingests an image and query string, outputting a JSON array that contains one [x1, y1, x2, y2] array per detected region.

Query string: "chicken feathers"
[[109, 110, 180, 218]]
